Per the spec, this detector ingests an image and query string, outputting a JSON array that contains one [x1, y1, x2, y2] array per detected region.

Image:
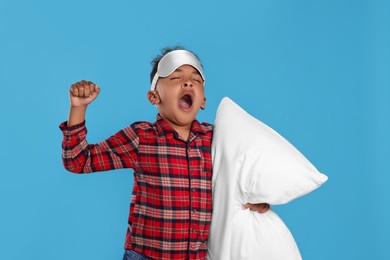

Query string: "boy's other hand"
[[69, 80, 100, 107], [243, 203, 270, 214]]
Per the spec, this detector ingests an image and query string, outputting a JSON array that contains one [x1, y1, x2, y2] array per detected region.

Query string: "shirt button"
[[192, 209, 197, 214], [192, 187, 196, 192]]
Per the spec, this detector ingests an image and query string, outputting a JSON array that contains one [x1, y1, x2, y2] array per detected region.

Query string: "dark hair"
[[150, 46, 203, 84]]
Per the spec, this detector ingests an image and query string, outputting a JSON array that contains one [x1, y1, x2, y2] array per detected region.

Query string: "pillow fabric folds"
[[207, 97, 328, 260]]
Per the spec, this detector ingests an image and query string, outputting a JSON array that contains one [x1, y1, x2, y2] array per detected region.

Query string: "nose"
[[182, 80, 193, 88]]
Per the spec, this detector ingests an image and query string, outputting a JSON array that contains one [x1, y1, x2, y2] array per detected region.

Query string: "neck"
[[158, 114, 194, 141], [172, 124, 191, 141]]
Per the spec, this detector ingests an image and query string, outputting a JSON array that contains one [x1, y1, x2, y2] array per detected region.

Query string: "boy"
[[60, 47, 269, 260]]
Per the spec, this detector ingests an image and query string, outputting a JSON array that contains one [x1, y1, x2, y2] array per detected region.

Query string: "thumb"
[[89, 85, 101, 100]]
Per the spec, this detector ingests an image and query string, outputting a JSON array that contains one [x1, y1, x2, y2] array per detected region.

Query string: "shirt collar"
[[155, 114, 207, 138]]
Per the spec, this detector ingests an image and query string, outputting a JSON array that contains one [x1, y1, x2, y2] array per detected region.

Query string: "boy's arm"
[[60, 80, 139, 173], [60, 122, 139, 173]]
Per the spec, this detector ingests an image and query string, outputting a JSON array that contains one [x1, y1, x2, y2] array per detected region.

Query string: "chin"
[[176, 112, 198, 124]]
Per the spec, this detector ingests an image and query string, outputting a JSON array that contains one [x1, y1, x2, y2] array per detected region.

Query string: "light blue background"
[[1, 0, 389, 259]]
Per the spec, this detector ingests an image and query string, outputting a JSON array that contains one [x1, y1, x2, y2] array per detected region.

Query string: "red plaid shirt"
[[60, 115, 213, 260]]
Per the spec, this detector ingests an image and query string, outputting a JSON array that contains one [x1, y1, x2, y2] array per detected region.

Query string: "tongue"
[[179, 98, 191, 109]]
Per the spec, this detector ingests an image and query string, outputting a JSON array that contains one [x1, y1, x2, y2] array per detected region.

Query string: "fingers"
[[242, 203, 270, 214], [70, 80, 99, 98], [242, 203, 251, 210]]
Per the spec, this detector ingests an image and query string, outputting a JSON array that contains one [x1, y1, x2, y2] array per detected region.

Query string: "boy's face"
[[149, 64, 206, 128]]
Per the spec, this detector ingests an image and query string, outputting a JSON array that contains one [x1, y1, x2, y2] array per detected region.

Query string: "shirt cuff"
[[59, 120, 86, 136]]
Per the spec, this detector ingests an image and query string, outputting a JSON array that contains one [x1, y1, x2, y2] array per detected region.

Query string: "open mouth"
[[179, 94, 193, 110]]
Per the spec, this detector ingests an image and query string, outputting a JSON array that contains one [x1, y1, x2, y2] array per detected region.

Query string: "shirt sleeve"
[[59, 121, 139, 173]]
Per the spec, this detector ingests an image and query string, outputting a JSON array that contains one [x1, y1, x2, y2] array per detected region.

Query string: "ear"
[[147, 91, 160, 105], [201, 97, 206, 110]]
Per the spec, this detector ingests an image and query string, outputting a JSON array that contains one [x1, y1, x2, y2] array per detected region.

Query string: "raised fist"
[[69, 80, 100, 107]]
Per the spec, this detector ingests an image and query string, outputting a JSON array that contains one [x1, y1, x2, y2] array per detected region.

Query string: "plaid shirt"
[[60, 115, 213, 260]]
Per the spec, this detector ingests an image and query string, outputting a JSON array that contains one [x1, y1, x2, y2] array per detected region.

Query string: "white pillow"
[[207, 97, 328, 260]]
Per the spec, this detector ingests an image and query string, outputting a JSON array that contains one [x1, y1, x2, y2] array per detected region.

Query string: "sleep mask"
[[150, 50, 205, 90]]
